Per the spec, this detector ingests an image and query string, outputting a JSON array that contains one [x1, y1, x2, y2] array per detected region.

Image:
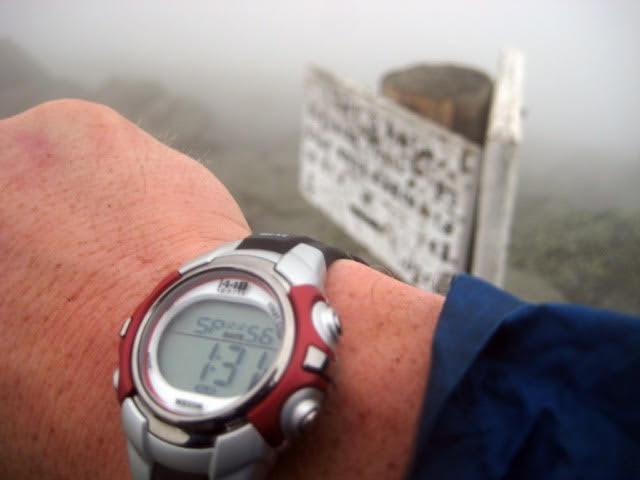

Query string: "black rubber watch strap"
[[236, 234, 366, 267], [152, 463, 208, 480]]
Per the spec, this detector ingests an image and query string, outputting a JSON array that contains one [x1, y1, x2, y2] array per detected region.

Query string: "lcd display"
[[157, 299, 282, 398]]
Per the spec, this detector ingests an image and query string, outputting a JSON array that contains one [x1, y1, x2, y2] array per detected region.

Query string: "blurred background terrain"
[[1, 1, 638, 314]]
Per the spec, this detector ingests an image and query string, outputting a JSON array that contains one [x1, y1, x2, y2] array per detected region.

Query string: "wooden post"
[[471, 49, 524, 286], [381, 64, 493, 145]]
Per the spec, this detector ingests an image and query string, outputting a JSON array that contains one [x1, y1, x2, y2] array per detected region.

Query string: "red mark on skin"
[[17, 130, 54, 167], [1, 127, 57, 191]]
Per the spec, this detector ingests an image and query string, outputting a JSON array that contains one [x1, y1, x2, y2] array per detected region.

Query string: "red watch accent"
[[247, 285, 335, 447], [117, 270, 181, 403]]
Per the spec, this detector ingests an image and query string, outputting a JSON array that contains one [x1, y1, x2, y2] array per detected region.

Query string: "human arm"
[[0, 100, 443, 479], [408, 275, 640, 479]]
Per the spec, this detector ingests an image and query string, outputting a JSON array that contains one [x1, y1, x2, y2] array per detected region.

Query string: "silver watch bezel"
[[130, 254, 296, 427]]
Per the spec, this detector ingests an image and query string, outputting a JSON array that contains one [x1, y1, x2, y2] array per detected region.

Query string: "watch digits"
[[114, 234, 359, 479]]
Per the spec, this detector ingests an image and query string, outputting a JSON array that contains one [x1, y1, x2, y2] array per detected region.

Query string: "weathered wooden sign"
[[299, 67, 483, 292]]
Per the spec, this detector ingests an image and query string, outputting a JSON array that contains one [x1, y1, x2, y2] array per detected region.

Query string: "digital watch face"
[[158, 299, 280, 398], [137, 269, 290, 419]]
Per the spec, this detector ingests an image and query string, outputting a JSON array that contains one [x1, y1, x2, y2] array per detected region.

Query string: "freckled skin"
[[0, 100, 443, 480]]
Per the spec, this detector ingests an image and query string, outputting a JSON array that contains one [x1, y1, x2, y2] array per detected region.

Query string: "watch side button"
[[302, 345, 329, 373], [280, 388, 324, 438], [311, 302, 340, 349], [119, 316, 133, 338]]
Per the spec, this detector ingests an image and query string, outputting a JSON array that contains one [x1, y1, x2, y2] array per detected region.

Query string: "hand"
[[0, 100, 443, 479]]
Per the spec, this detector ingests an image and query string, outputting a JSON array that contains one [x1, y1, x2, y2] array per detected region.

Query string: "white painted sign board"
[[299, 67, 483, 292]]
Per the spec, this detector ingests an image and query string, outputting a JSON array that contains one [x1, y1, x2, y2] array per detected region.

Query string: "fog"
[[2, 1, 639, 156], [1, 1, 639, 311]]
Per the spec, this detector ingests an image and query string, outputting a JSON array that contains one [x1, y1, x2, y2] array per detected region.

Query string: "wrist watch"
[[114, 234, 358, 479]]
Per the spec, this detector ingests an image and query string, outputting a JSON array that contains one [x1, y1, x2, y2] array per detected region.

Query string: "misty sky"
[[1, 0, 639, 171]]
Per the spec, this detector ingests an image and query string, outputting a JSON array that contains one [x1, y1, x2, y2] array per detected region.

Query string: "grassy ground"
[[507, 195, 640, 314]]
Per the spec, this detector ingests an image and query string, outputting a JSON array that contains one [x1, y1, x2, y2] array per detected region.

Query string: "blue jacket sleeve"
[[407, 274, 640, 480]]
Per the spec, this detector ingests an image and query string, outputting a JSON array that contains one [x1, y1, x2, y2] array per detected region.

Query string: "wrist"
[[274, 259, 444, 480]]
